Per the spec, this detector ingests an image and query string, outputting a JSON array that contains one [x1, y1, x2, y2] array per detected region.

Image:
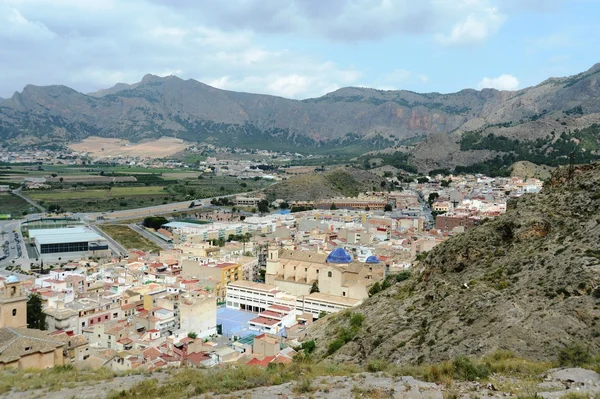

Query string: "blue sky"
[[0, 0, 598, 99]]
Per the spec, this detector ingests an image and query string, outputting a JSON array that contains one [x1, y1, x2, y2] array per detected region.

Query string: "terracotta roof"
[[187, 351, 210, 365], [246, 356, 275, 367]]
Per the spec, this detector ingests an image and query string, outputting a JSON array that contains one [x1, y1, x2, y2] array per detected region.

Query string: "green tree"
[[330, 203, 337, 210], [279, 202, 289, 210], [428, 192, 439, 206], [368, 282, 381, 297], [384, 204, 393, 212], [310, 282, 319, 293], [143, 216, 168, 230], [27, 293, 46, 330], [187, 331, 198, 339], [257, 200, 270, 213]]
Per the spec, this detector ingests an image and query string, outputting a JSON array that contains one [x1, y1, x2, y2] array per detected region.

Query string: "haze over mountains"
[[1, 63, 600, 168]]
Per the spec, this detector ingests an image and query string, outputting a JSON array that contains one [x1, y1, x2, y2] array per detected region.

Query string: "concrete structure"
[[179, 291, 217, 339], [29, 227, 110, 260], [181, 261, 243, 300]]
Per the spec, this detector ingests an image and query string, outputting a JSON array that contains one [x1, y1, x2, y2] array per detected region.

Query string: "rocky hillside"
[[266, 167, 383, 201], [306, 164, 600, 364], [2, 64, 600, 158]]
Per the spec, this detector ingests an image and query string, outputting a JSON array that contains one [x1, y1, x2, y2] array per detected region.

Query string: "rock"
[[547, 368, 600, 386]]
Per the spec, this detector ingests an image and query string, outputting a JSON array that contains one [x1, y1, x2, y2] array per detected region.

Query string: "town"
[[0, 149, 544, 370]]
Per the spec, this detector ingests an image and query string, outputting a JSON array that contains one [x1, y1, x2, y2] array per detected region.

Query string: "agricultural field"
[[99, 224, 161, 252], [0, 193, 36, 217], [20, 175, 272, 213]]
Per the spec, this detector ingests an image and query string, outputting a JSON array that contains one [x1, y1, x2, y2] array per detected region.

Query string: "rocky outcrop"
[[306, 164, 600, 364]]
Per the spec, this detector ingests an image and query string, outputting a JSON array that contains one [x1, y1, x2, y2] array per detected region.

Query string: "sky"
[[0, 0, 598, 100]]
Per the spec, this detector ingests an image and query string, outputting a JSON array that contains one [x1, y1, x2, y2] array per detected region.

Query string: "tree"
[[380, 180, 387, 189], [441, 180, 451, 188], [330, 203, 337, 210], [187, 331, 198, 339], [310, 282, 319, 293], [368, 282, 381, 297], [27, 293, 46, 330], [428, 192, 439, 206], [279, 202, 289, 210], [257, 200, 270, 214], [384, 204, 393, 212], [417, 177, 429, 184], [189, 201, 196, 208], [143, 216, 168, 230], [59, 177, 64, 183]]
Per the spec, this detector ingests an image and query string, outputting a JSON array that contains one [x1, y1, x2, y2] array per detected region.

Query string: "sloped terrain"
[[266, 167, 382, 201], [2, 64, 600, 162], [307, 164, 600, 364]]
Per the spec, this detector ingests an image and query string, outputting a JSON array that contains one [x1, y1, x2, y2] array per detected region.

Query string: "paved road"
[[0, 220, 30, 270], [128, 224, 172, 250], [88, 225, 129, 257], [12, 188, 45, 213]]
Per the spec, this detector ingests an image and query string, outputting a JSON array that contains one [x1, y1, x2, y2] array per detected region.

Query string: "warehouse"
[[29, 227, 110, 260]]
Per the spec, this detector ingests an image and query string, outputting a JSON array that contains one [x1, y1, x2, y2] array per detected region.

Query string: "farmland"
[[20, 175, 271, 213], [99, 224, 162, 252], [0, 193, 35, 217]]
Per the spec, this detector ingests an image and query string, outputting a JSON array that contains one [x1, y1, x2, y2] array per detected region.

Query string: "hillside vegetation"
[[266, 167, 383, 201], [306, 164, 600, 364], [4, 64, 600, 166]]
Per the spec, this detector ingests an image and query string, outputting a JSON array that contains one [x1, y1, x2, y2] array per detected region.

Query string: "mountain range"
[[2, 64, 600, 168]]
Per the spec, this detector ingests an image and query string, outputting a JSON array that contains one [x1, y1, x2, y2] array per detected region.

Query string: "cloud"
[[0, 5, 56, 41], [477, 74, 519, 90], [436, 6, 505, 45]]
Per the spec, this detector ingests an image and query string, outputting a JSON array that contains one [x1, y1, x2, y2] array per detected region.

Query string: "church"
[[265, 246, 386, 300]]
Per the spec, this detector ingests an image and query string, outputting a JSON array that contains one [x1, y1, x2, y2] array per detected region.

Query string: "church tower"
[[0, 276, 27, 328], [265, 245, 280, 284]]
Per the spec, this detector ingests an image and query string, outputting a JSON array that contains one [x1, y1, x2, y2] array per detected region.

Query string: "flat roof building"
[[29, 227, 110, 260]]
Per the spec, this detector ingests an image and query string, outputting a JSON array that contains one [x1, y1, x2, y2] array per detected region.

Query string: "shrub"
[[558, 343, 591, 367], [452, 356, 490, 381], [293, 378, 314, 394], [366, 359, 389, 372], [396, 271, 411, 282], [300, 340, 316, 354], [327, 338, 345, 355], [350, 313, 365, 328]]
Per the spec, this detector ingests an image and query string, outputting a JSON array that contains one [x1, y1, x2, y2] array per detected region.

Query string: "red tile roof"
[[246, 356, 275, 367]]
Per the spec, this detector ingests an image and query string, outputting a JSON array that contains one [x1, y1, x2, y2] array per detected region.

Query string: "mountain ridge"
[[1, 63, 600, 161]]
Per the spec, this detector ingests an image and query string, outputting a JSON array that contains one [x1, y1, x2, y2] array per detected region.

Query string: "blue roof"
[[365, 255, 380, 264], [327, 247, 352, 263]]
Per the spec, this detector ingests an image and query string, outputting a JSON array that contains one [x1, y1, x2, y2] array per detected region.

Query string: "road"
[[0, 220, 31, 271], [12, 188, 45, 213], [88, 225, 129, 257], [129, 224, 172, 250]]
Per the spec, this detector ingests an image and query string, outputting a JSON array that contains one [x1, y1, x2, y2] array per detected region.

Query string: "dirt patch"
[[69, 137, 191, 158]]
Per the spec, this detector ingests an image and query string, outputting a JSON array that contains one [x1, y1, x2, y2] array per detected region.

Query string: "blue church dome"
[[6, 275, 19, 283], [365, 255, 380, 264], [326, 247, 352, 263]]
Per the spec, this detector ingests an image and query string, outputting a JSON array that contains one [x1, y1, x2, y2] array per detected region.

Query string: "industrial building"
[[29, 227, 110, 260]]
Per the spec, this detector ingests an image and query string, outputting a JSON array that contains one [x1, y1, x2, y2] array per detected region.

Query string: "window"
[[327, 271, 332, 278]]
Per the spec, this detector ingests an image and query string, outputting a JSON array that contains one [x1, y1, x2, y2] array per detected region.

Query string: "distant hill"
[[306, 164, 600, 364], [266, 167, 383, 201], [2, 64, 600, 163]]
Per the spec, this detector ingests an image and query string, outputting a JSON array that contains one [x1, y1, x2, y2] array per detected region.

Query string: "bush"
[[396, 271, 411, 282], [452, 356, 490, 381], [350, 313, 365, 328], [558, 343, 591, 367], [300, 340, 316, 354], [366, 359, 389, 372], [327, 338, 345, 355]]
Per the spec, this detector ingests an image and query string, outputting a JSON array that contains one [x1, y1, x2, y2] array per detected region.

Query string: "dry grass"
[[99, 224, 162, 252]]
